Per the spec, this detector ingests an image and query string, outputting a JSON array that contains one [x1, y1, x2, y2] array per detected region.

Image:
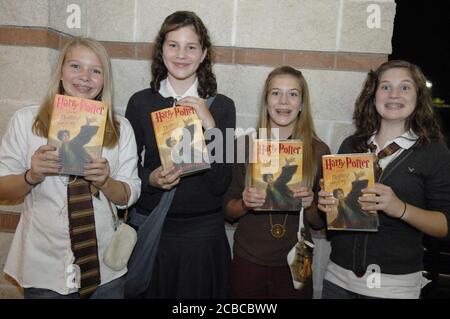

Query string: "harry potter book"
[[151, 105, 210, 177], [47, 94, 108, 176], [247, 139, 303, 211], [322, 153, 379, 231]]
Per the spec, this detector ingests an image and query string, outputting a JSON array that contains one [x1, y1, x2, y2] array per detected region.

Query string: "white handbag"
[[103, 182, 137, 271], [287, 207, 315, 290]]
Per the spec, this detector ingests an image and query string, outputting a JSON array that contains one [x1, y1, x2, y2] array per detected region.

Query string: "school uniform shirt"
[[0, 105, 141, 295]]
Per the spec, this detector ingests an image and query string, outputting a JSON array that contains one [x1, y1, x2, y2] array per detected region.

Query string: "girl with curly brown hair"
[[318, 60, 450, 299]]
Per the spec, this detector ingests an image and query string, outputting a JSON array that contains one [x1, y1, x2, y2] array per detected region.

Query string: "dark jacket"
[[329, 137, 450, 275]]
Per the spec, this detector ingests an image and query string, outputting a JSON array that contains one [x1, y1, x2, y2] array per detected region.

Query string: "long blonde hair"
[[32, 37, 120, 147], [256, 66, 321, 187]]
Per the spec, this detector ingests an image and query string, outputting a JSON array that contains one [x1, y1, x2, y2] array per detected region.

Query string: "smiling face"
[[267, 74, 302, 133], [162, 25, 207, 88], [375, 67, 417, 126], [61, 44, 104, 100]]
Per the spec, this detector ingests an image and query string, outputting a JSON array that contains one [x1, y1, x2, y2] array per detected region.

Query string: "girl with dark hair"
[[318, 60, 450, 299], [224, 66, 330, 298], [125, 11, 236, 298]]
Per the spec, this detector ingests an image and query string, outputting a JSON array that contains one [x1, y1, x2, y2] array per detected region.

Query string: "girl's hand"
[[28, 145, 60, 184], [292, 186, 314, 209], [176, 96, 215, 129], [84, 158, 110, 189], [242, 186, 266, 209], [360, 183, 404, 218], [317, 179, 337, 213], [149, 165, 182, 190]]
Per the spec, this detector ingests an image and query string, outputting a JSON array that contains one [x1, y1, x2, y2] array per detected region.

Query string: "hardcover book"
[[322, 153, 379, 231], [47, 94, 108, 176], [151, 105, 210, 177], [247, 139, 303, 211]]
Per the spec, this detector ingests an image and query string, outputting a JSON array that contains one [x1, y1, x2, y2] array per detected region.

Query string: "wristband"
[[399, 201, 407, 219], [24, 169, 40, 186]]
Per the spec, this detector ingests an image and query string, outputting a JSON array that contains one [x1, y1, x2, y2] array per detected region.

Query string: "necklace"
[[269, 213, 289, 238]]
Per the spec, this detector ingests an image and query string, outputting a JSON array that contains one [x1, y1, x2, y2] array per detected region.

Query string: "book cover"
[[322, 153, 379, 231], [47, 94, 108, 176], [247, 139, 303, 211], [151, 105, 210, 177]]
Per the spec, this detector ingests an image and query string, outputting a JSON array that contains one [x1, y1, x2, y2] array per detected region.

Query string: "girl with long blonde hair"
[[224, 66, 330, 298]]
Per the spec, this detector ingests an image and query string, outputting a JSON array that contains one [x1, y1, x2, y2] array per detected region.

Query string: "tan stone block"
[[0, 99, 34, 139], [87, 0, 135, 42], [235, 0, 339, 51], [313, 120, 333, 148], [111, 58, 151, 111], [0, 0, 48, 27], [49, 0, 88, 36], [303, 69, 367, 122], [135, 0, 234, 46], [339, 0, 396, 54], [0, 46, 52, 102], [214, 64, 272, 117], [329, 122, 355, 153]]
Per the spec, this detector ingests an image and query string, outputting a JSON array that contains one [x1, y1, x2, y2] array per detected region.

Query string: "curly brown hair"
[[351, 60, 444, 152], [150, 11, 217, 98]]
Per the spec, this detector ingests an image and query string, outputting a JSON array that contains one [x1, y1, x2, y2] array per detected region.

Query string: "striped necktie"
[[372, 142, 401, 180], [67, 176, 101, 298]]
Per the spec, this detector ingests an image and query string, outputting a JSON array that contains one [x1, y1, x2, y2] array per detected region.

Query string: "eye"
[[379, 84, 390, 91], [92, 68, 102, 75], [188, 45, 197, 50], [289, 91, 299, 97], [69, 63, 80, 69], [400, 84, 412, 91], [270, 91, 279, 96]]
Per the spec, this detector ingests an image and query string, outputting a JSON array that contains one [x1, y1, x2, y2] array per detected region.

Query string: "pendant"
[[270, 223, 286, 238]]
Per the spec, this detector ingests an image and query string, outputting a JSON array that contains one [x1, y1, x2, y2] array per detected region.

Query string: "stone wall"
[[0, 0, 396, 298]]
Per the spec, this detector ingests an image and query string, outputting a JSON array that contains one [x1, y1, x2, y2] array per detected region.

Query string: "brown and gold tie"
[[372, 142, 401, 180], [67, 176, 101, 298]]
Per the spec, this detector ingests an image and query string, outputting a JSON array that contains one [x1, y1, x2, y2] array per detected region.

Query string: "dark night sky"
[[390, 1, 450, 103]]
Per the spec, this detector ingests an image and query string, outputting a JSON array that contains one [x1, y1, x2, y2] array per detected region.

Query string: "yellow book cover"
[[322, 153, 379, 231], [47, 94, 108, 176], [151, 105, 210, 176], [247, 139, 303, 211]]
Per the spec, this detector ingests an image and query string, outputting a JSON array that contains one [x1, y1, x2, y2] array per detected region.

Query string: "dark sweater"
[[125, 89, 236, 216], [330, 137, 450, 275]]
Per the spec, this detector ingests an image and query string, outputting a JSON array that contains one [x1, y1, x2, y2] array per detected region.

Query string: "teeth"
[[276, 109, 291, 114], [386, 103, 403, 109], [74, 85, 91, 92]]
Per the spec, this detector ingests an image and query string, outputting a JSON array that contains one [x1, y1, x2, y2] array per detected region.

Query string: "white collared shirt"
[[0, 106, 141, 295], [325, 130, 431, 299], [368, 130, 418, 170], [159, 78, 199, 100]]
